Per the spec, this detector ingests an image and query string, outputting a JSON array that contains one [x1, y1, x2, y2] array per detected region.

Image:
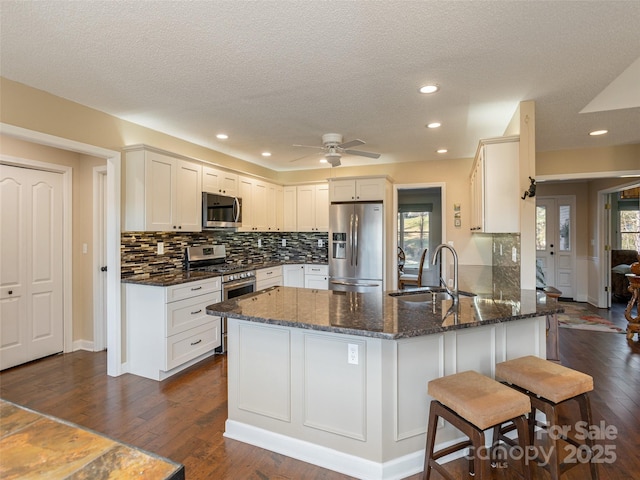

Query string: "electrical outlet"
[[448, 278, 453, 288], [82, 243, 88, 254], [258, 238, 262, 248], [157, 242, 164, 255], [318, 239, 324, 247], [512, 247, 518, 262], [348, 344, 358, 365], [282, 238, 287, 247]]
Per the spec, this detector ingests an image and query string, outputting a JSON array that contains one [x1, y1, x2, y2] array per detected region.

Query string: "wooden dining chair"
[[398, 248, 428, 289]]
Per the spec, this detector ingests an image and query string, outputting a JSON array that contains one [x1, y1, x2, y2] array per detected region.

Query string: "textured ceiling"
[[1, 1, 639, 171]]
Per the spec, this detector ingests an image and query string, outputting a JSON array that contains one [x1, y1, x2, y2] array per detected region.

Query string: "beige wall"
[[537, 144, 640, 177], [0, 134, 105, 342]]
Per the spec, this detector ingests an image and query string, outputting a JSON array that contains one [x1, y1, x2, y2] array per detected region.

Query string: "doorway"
[[394, 185, 444, 289], [535, 196, 576, 299]]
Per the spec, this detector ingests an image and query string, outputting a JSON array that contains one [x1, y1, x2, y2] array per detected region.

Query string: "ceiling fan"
[[292, 133, 381, 167]]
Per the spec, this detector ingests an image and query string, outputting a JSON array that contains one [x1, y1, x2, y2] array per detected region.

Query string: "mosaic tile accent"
[[121, 231, 329, 277]]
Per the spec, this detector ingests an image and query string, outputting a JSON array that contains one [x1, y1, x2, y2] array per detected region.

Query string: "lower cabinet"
[[126, 277, 222, 381], [283, 264, 328, 290], [304, 264, 329, 290], [256, 266, 283, 290], [283, 264, 305, 287]]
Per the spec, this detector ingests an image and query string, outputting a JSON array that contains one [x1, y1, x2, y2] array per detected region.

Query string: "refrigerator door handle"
[[354, 213, 359, 267], [349, 213, 355, 266]]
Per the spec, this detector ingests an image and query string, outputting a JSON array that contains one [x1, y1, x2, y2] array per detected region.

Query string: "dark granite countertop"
[[121, 261, 328, 287], [121, 269, 221, 286], [206, 286, 563, 340]]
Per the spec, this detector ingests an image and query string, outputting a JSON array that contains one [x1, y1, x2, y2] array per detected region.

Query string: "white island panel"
[[304, 334, 367, 441]]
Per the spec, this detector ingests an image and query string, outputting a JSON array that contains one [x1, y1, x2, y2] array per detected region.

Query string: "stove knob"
[[229, 274, 235, 281], [240, 272, 246, 278]]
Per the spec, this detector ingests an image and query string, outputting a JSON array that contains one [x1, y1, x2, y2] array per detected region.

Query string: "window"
[[620, 209, 640, 251], [398, 205, 431, 270]]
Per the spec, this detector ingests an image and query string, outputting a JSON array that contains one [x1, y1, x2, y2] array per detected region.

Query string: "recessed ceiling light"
[[261, 152, 271, 157], [589, 129, 608, 136], [216, 133, 228, 140], [427, 122, 441, 129], [319, 158, 328, 164], [437, 149, 448, 154], [419, 84, 439, 94]]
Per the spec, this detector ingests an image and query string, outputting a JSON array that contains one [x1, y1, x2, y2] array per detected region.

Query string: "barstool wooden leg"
[[576, 393, 600, 480], [423, 401, 439, 480]]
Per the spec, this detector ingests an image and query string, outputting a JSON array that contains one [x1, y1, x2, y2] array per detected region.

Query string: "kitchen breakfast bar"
[[206, 287, 562, 480]]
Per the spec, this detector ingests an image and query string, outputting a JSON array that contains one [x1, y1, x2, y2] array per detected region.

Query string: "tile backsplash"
[[121, 231, 329, 277]]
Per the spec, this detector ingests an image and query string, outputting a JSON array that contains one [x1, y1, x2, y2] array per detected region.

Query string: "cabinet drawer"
[[166, 277, 221, 303], [165, 322, 220, 371], [166, 292, 221, 337], [256, 266, 283, 281], [304, 264, 328, 276], [257, 276, 283, 291]]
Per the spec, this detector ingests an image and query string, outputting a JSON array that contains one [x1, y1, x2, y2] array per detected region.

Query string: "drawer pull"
[[191, 309, 202, 315], [190, 339, 202, 346], [191, 286, 203, 291]]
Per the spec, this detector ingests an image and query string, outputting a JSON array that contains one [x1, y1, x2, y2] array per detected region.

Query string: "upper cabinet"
[[202, 166, 238, 196], [296, 183, 329, 232], [330, 177, 387, 202], [283, 186, 297, 231], [124, 146, 202, 232], [469, 137, 520, 233], [239, 176, 283, 232]]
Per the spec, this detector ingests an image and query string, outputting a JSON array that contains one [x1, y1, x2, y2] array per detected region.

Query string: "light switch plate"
[[348, 343, 358, 365]]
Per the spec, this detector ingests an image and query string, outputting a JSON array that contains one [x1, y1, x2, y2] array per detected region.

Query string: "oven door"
[[223, 277, 256, 300]]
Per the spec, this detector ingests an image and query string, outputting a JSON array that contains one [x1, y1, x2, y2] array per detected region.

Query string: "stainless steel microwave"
[[202, 192, 242, 229]]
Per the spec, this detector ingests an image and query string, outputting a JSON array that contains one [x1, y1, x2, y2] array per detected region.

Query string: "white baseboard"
[[224, 420, 467, 480], [72, 339, 94, 351]]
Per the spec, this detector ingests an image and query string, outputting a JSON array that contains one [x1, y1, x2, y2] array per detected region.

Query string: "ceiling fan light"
[[419, 84, 439, 94]]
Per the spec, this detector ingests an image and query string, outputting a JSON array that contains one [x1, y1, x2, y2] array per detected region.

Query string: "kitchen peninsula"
[[206, 286, 562, 480]]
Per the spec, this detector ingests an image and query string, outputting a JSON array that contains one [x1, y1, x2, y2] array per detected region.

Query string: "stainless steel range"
[[185, 245, 256, 353]]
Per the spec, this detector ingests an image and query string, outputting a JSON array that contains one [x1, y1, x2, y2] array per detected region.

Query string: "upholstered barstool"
[[424, 370, 532, 480], [495, 355, 599, 480]]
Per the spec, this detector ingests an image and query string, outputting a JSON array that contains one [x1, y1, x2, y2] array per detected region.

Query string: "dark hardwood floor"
[[1, 301, 638, 479]]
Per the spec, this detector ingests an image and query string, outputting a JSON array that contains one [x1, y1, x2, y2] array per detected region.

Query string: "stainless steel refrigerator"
[[329, 202, 384, 293]]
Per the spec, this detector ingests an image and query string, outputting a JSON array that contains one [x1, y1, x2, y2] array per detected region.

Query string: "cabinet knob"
[[8, 290, 12, 295]]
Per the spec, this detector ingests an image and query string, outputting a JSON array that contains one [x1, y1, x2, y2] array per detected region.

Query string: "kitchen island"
[[206, 287, 562, 480]]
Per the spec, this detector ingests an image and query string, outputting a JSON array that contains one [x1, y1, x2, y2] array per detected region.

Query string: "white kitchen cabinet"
[[329, 177, 387, 202], [266, 183, 283, 232], [238, 176, 268, 232], [283, 264, 305, 287], [283, 186, 297, 231], [202, 165, 238, 196], [296, 183, 329, 232], [469, 137, 520, 233], [256, 266, 283, 290], [126, 276, 222, 381], [124, 146, 202, 232], [304, 264, 328, 290]]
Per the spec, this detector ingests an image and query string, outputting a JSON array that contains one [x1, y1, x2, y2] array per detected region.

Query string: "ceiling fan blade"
[[292, 144, 324, 150], [339, 139, 365, 149], [344, 149, 381, 159]]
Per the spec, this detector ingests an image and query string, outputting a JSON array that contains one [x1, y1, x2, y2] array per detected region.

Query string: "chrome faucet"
[[432, 243, 459, 304]]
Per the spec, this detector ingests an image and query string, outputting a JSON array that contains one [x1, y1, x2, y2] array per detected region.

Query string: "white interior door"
[[1, 164, 64, 369], [536, 196, 576, 299]]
